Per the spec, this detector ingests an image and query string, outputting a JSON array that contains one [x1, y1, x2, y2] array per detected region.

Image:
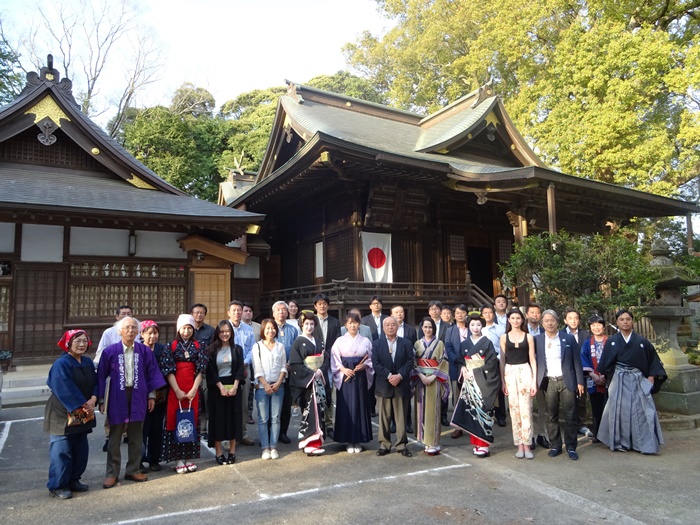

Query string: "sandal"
[[227, 454, 236, 465], [175, 465, 187, 474], [185, 463, 197, 472]]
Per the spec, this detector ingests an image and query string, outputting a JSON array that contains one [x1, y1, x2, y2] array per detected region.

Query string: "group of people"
[[43, 295, 668, 500]]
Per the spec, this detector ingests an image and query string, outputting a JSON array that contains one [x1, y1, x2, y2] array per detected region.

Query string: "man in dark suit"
[[561, 308, 592, 437], [312, 293, 341, 439], [372, 316, 415, 457], [417, 300, 449, 342], [361, 295, 388, 342], [536, 310, 585, 460], [391, 305, 417, 345]]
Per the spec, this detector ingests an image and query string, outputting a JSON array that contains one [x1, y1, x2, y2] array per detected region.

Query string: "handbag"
[[67, 406, 95, 426], [175, 399, 196, 443]]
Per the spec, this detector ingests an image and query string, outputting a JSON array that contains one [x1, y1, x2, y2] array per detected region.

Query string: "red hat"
[[57, 329, 91, 352], [140, 320, 159, 332]]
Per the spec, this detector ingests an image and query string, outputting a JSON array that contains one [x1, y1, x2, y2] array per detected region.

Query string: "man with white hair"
[[98, 317, 166, 488], [272, 301, 298, 444], [535, 310, 585, 460]]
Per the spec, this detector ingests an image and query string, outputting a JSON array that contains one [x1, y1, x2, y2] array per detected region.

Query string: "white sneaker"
[[262, 449, 271, 460], [346, 444, 354, 453], [353, 445, 362, 453], [270, 449, 279, 459]]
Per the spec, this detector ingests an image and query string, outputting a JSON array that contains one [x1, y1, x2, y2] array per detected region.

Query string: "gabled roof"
[[0, 57, 263, 239], [235, 81, 699, 223], [0, 60, 184, 194]]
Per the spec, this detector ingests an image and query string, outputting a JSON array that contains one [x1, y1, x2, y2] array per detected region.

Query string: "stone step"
[[2, 384, 51, 407]]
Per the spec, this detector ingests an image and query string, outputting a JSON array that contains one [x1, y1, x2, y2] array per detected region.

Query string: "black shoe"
[[530, 437, 537, 451], [536, 435, 552, 449], [399, 448, 412, 457], [376, 448, 390, 456], [123, 436, 129, 444], [139, 463, 148, 474], [406, 425, 414, 434], [497, 418, 506, 427], [326, 427, 334, 440], [216, 454, 227, 465], [150, 463, 161, 472], [370, 410, 377, 417], [390, 422, 396, 434], [49, 488, 72, 499], [567, 449, 579, 460], [441, 417, 449, 427], [548, 448, 562, 458], [227, 453, 236, 465], [68, 481, 88, 492], [279, 434, 291, 444], [202, 432, 209, 441], [102, 439, 109, 452]]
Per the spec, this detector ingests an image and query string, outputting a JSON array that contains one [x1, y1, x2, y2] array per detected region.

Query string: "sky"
[[0, 0, 392, 125]]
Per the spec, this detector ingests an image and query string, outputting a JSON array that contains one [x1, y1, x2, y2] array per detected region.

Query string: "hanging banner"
[[361, 231, 393, 283]]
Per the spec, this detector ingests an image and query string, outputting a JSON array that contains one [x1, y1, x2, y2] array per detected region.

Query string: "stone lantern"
[[646, 239, 700, 415]]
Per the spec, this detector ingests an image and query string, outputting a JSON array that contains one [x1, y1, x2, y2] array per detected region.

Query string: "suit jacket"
[[443, 324, 464, 381], [361, 313, 388, 341], [313, 315, 341, 352], [371, 336, 414, 399], [535, 332, 584, 393], [560, 328, 589, 351], [398, 323, 417, 346]]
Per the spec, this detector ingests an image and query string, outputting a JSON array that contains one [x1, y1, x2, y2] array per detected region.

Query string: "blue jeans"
[[256, 385, 283, 449], [48, 433, 89, 490]]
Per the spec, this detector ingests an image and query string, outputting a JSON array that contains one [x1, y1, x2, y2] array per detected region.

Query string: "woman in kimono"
[[207, 320, 245, 465], [331, 312, 374, 453], [597, 309, 666, 454], [579, 314, 608, 442], [160, 314, 208, 474], [412, 317, 450, 455], [140, 320, 168, 472], [44, 329, 97, 499], [289, 311, 329, 456], [451, 313, 501, 458]]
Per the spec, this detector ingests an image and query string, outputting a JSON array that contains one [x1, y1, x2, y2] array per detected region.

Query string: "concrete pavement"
[[1, 404, 698, 525]]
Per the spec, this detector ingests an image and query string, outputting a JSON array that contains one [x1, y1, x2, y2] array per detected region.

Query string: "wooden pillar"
[[506, 209, 530, 306], [686, 213, 695, 255], [547, 183, 557, 234]]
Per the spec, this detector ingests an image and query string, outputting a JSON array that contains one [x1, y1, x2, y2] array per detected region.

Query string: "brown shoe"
[[451, 429, 463, 439], [102, 477, 118, 489], [124, 473, 148, 482], [240, 436, 255, 446]]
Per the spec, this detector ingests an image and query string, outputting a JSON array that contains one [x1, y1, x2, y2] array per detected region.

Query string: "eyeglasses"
[[73, 339, 89, 345]]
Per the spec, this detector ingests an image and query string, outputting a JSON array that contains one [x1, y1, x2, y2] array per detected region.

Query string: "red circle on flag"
[[367, 248, 386, 269]]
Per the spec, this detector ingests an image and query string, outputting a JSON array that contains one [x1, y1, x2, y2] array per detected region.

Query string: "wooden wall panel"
[[191, 269, 230, 326]]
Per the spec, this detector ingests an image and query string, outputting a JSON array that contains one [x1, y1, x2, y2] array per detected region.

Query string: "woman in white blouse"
[[252, 318, 287, 460]]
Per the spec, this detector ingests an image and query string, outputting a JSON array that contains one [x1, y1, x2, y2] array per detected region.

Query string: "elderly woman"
[[160, 314, 209, 474], [580, 314, 608, 442], [331, 312, 374, 453], [452, 314, 501, 458], [597, 309, 667, 454], [412, 317, 450, 455], [289, 311, 329, 456], [140, 320, 168, 472], [44, 329, 98, 499], [207, 320, 245, 464]]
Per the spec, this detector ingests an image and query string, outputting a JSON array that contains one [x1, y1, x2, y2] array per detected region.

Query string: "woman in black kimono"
[[289, 311, 330, 456], [451, 313, 501, 458], [597, 309, 666, 454]]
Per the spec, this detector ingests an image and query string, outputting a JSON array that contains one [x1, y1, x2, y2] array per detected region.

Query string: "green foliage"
[[0, 37, 22, 104], [306, 71, 387, 104], [499, 230, 658, 316], [122, 105, 233, 201], [345, 0, 700, 196]]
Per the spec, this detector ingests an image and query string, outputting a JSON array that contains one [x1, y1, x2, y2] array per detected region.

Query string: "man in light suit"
[[536, 310, 585, 460], [361, 295, 388, 342], [372, 316, 415, 457]]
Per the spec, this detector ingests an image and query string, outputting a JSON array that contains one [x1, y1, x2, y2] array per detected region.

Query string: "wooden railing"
[[260, 277, 493, 316]]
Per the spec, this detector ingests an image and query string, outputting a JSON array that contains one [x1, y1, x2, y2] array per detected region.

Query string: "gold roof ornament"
[[24, 95, 70, 126], [127, 174, 157, 190]]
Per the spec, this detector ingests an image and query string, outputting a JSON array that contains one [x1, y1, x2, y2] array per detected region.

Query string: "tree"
[[0, 33, 22, 104], [170, 82, 216, 118], [4, 0, 162, 124], [344, 1, 700, 196], [499, 230, 658, 315], [306, 70, 387, 104]]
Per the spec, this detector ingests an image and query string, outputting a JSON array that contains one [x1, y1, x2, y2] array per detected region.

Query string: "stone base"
[[655, 365, 700, 415]]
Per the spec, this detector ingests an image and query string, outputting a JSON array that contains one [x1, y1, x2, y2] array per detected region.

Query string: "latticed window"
[[68, 261, 186, 320], [450, 235, 466, 261], [498, 239, 513, 263], [0, 283, 10, 332]]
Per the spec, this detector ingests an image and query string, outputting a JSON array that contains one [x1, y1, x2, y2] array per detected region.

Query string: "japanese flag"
[[361, 232, 393, 283]]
